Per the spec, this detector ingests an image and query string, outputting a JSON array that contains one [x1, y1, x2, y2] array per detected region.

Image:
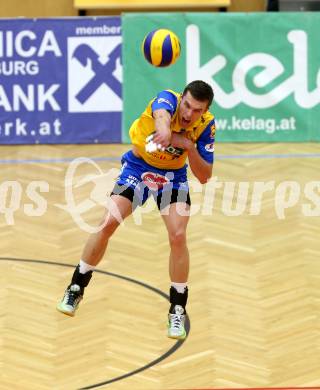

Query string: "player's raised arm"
[[152, 108, 172, 148]]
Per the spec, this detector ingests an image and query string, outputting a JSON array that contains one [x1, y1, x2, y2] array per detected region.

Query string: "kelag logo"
[[182, 14, 320, 141], [68, 36, 122, 112], [187, 25, 320, 109], [122, 13, 320, 142]]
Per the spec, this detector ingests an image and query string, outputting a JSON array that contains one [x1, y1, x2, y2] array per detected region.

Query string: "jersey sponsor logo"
[[157, 98, 174, 110], [165, 144, 184, 158], [210, 123, 216, 138], [141, 172, 169, 190], [205, 143, 214, 152]]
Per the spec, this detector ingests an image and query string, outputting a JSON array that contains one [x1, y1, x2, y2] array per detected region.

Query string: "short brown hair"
[[183, 80, 214, 107]]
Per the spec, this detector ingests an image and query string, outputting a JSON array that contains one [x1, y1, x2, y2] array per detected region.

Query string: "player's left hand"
[[170, 133, 192, 151], [152, 130, 171, 149]]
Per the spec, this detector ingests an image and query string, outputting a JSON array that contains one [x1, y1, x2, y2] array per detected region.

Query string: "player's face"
[[178, 91, 208, 128]]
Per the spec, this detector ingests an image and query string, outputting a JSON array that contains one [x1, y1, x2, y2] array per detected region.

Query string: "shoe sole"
[[167, 323, 186, 340], [56, 304, 76, 317], [167, 333, 186, 340]]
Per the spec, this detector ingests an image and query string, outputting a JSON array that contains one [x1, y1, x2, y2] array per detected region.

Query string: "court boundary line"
[[0, 257, 190, 389], [1, 152, 320, 165]]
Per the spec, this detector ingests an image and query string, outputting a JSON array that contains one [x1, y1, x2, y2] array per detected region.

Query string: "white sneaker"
[[57, 284, 83, 317], [167, 305, 186, 340]]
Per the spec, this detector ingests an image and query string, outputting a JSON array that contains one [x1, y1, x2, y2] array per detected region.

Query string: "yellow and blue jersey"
[[129, 89, 216, 170]]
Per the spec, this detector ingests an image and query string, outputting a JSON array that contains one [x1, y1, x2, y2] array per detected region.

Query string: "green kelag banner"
[[122, 12, 320, 143]]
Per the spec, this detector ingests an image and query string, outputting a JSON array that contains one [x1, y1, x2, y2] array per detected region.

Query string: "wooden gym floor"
[[0, 143, 319, 390]]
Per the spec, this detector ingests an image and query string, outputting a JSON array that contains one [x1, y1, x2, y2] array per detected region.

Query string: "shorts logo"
[[68, 37, 122, 112], [205, 143, 215, 152], [141, 172, 170, 190], [119, 161, 127, 176]]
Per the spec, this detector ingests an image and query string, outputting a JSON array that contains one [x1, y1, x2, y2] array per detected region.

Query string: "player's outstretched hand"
[[151, 130, 171, 149], [145, 134, 166, 153]]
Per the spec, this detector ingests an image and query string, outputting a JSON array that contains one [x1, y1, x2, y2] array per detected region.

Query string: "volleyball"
[[142, 29, 181, 67]]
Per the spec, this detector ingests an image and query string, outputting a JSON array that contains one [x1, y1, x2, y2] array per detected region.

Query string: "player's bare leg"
[[81, 195, 133, 266], [161, 202, 190, 339], [57, 195, 133, 316]]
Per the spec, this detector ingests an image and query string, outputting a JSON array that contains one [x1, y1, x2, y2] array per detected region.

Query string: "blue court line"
[[217, 153, 320, 159], [0, 156, 120, 164], [1, 152, 320, 165]]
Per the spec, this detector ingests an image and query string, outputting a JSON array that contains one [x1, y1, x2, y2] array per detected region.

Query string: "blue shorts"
[[111, 150, 191, 210]]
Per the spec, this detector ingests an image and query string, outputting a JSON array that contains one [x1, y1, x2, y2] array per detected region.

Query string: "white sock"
[[79, 259, 96, 274], [171, 282, 187, 294]]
